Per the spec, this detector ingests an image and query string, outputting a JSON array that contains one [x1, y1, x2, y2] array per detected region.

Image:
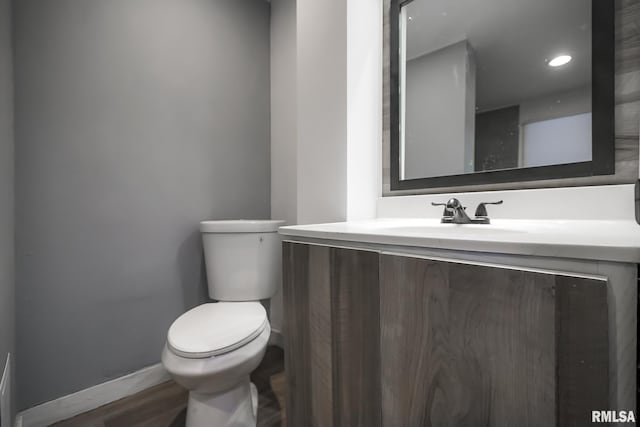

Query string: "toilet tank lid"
[[167, 302, 267, 359], [200, 220, 285, 233]]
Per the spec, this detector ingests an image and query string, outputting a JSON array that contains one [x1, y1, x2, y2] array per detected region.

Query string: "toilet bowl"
[[161, 220, 284, 427], [161, 303, 271, 426]]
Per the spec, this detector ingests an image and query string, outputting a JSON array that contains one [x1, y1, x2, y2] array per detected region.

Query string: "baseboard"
[[269, 329, 284, 349], [15, 363, 170, 427]]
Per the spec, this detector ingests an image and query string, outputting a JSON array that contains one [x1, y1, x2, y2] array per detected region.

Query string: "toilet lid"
[[167, 302, 268, 359]]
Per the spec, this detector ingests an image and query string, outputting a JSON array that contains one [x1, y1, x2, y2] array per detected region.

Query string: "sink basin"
[[278, 217, 640, 263], [349, 218, 529, 239], [384, 223, 527, 237]]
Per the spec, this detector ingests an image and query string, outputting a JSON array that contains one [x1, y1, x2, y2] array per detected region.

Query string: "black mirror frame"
[[389, 0, 615, 191]]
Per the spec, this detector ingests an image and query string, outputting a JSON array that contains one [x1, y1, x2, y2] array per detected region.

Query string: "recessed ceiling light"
[[408, 16, 413, 20], [548, 55, 572, 67]]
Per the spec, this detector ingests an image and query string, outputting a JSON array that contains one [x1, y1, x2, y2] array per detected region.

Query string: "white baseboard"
[[15, 363, 170, 427], [269, 329, 284, 349], [16, 333, 284, 427]]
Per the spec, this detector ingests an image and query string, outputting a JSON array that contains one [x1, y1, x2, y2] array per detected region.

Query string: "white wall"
[[295, 0, 380, 225], [296, 0, 348, 225], [347, 0, 382, 221], [523, 113, 592, 167], [404, 41, 475, 179], [270, 0, 381, 334], [464, 46, 477, 173], [519, 84, 592, 167]]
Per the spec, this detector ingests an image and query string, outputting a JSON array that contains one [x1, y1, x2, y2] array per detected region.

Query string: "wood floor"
[[52, 346, 285, 427]]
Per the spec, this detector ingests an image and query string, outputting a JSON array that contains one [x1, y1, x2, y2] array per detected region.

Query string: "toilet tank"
[[200, 220, 285, 301]]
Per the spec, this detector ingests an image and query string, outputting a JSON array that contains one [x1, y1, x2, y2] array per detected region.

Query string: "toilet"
[[161, 219, 284, 427]]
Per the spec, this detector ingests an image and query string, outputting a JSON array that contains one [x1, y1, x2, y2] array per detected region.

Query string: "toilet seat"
[[167, 302, 267, 359]]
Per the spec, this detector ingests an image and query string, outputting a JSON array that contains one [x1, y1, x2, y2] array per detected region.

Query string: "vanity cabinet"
[[283, 241, 611, 426], [282, 243, 381, 426], [380, 253, 609, 426]]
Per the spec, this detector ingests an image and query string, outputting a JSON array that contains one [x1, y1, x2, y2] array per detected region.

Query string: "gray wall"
[[0, 0, 14, 421], [14, 0, 270, 409], [404, 40, 475, 179], [269, 0, 297, 337]]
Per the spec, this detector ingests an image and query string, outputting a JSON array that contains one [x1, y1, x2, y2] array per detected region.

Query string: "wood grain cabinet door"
[[379, 254, 609, 427], [282, 242, 381, 427]]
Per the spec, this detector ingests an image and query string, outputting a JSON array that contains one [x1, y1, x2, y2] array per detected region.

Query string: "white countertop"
[[279, 218, 640, 263]]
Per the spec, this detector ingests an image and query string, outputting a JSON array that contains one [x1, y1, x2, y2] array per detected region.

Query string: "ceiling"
[[404, 0, 592, 111]]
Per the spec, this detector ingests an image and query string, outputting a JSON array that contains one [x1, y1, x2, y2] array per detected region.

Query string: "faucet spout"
[[444, 198, 472, 224], [432, 198, 495, 224]]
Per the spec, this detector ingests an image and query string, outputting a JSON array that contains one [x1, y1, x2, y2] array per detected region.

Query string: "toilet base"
[[185, 376, 258, 427]]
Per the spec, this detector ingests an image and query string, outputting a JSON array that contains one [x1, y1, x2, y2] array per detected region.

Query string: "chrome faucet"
[[432, 198, 472, 224], [432, 198, 503, 224]]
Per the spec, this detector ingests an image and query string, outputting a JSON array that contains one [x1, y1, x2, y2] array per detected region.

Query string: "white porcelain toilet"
[[161, 219, 284, 427]]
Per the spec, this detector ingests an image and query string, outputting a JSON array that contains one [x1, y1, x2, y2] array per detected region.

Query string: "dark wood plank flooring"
[[52, 346, 285, 427]]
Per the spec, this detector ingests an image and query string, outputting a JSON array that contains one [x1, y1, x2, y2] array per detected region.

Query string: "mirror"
[[390, 0, 614, 190]]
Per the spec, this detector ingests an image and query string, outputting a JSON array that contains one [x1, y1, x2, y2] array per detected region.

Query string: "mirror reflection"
[[399, 0, 592, 180]]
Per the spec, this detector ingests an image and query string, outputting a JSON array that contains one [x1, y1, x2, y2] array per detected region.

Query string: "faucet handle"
[[433, 199, 467, 217], [475, 200, 503, 217], [431, 201, 450, 217], [432, 198, 463, 209]]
